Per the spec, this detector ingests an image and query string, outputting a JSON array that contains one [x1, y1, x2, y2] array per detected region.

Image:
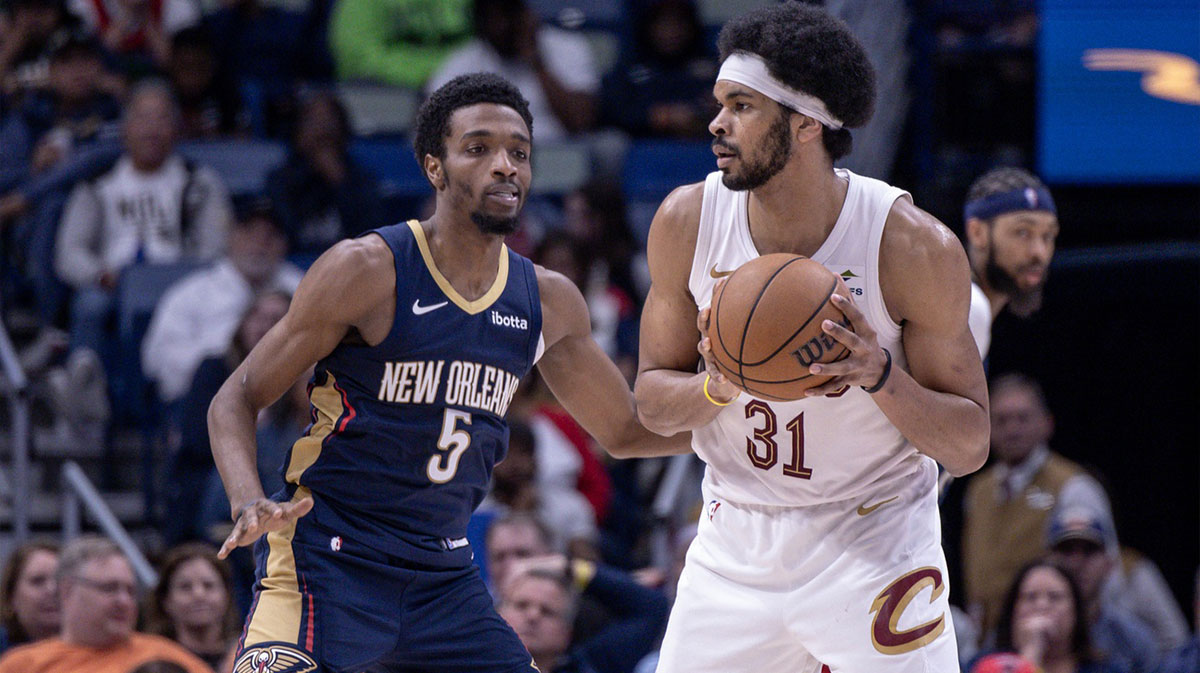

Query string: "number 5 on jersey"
[[427, 409, 472, 483]]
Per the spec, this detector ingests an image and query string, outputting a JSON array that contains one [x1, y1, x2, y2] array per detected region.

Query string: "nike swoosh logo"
[[856, 496, 899, 516], [710, 264, 734, 279], [412, 299, 449, 315]]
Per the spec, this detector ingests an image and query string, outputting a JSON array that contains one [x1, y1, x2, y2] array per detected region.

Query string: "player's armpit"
[[875, 201, 990, 476], [536, 267, 692, 458]]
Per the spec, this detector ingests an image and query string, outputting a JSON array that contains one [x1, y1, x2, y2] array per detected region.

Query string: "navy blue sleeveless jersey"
[[281, 220, 542, 568]]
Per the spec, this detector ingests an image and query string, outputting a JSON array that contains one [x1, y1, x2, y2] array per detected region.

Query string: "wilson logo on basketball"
[[868, 567, 947, 655], [790, 314, 852, 367]]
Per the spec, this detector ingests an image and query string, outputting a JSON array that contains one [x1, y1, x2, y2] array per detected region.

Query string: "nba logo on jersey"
[[707, 500, 721, 521], [1024, 187, 1039, 208], [330, 536, 343, 552]]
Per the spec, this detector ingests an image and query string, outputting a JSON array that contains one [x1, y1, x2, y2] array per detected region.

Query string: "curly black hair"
[[717, 2, 874, 161], [966, 166, 1049, 204], [413, 73, 534, 176]]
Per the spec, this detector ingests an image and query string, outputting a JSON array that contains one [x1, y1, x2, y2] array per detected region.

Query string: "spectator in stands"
[[0, 0, 83, 99], [963, 373, 1111, 636], [72, 0, 200, 74], [0, 30, 121, 322], [0, 32, 120, 193], [427, 0, 598, 141], [1151, 568, 1199, 673], [1103, 542, 1190, 656], [600, 0, 716, 139], [485, 513, 552, 595], [328, 0, 470, 90], [0, 541, 60, 655], [162, 288, 291, 545], [166, 27, 246, 139], [969, 560, 1119, 673], [562, 179, 645, 304], [203, 0, 322, 137], [141, 197, 300, 405], [498, 554, 670, 673], [54, 80, 232, 356], [473, 425, 599, 586], [265, 91, 386, 257], [144, 544, 238, 670], [0, 535, 212, 673], [1047, 505, 1161, 673]]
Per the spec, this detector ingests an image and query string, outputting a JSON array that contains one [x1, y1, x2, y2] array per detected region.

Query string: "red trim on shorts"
[[334, 381, 357, 432]]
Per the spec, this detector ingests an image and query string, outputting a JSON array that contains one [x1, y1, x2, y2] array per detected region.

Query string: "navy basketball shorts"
[[233, 506, 537, 673]]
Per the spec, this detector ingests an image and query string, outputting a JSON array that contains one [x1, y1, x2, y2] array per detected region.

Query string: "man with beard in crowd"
[[962, 167, 1060, 358]]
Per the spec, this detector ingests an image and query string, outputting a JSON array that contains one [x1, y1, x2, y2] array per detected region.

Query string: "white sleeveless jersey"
[[688, 169, 934, 507]]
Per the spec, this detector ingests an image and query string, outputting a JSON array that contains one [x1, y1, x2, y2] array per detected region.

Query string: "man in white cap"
[[634, 3, 989, 672]]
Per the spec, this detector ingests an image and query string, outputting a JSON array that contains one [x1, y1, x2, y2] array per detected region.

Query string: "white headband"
[[717, 52, 843, 130]]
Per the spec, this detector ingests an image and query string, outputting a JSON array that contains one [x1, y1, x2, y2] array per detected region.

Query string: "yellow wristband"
[[704, 374, 734, 406]]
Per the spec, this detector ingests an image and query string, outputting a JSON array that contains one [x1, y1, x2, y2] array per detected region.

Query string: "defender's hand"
[[804, 294, 890, 396], [218, 497, 313, 559]]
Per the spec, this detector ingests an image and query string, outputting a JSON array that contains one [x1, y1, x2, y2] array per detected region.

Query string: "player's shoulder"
[[646, 181, 705, 277], [882, 196, 965, 267], [311, 232, 394, 281], [533, 264, 590, 347], [652, 181, 705, 233]]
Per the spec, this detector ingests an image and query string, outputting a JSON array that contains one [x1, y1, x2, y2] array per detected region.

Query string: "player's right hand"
[[218, 497, 314, 559]]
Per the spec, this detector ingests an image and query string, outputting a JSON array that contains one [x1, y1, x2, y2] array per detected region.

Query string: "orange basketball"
[[706, 254, 853, 401]]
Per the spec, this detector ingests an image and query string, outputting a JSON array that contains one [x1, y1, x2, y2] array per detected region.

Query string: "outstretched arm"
[[633, 183, 740, 436], [536, 267, 691, 458], [208, 235, 394, 556]]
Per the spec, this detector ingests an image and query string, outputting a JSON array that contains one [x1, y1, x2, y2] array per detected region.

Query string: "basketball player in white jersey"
[[962, 167, 1060, 358], [633, 5, 990, 672]]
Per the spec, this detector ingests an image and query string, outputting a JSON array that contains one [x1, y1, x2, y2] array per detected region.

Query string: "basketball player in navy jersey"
[[635, 5, 989, 672], [207, 73, 689, 673]]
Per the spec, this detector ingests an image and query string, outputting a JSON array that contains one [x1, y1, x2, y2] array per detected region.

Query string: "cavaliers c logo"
[[868, 566, 946, 655], [234, 644, 318, 673]]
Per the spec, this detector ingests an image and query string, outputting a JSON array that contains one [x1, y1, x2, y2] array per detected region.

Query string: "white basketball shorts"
[[656, 458, 958, 673]]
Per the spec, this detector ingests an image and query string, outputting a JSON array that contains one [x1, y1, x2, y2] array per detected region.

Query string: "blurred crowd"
[[0, 1, 1194, 673]]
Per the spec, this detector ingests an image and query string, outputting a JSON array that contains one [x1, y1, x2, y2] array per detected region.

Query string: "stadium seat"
[[348, 138, 428, 199], [338, 83, 422, 137], [622, 140, 714, 199], [178, 140, 287, 196], [532, 141, 592, 196], [526, 0, 626, 30]]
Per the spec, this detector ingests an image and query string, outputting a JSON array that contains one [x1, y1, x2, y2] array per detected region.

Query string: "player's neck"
[[746, 160, 848, 258], [421, 214, 506, 300]]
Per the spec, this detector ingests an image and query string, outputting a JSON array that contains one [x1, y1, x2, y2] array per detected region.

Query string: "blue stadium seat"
[[622, 140, 714, 199], [338, 83, 422, 137], [349, 138, 428, 199], [526, 0, 626, 30], [179, 140, 287, 196]]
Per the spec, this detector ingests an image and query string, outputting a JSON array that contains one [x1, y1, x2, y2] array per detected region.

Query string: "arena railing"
[[0, 319, 31, 543], [61, 460, 158, 588]]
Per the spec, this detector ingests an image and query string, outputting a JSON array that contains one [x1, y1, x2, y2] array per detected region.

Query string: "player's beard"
[[984, 244, 1045, 317], [720, 111, 793, 191], [471, 210, 520, 236]]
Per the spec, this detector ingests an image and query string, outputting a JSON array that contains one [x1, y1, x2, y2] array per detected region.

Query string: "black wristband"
[[861, 348, 892, 394]]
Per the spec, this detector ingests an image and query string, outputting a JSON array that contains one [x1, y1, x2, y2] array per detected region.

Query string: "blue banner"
[[1039, 0, 1200, 183]]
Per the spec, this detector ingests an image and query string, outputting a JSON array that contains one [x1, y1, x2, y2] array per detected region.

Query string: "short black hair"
[[717, 2, 874, 161], [413, 73, 533, 171], [966, 166, 1049, 205]]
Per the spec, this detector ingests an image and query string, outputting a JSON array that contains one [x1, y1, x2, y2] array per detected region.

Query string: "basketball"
[[706, 254, 853, 401]]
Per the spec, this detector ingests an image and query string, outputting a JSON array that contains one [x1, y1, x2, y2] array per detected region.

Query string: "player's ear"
[[965, 217, 989, 249], [424, 154, 446, 190], [792, 113, 823, 144]]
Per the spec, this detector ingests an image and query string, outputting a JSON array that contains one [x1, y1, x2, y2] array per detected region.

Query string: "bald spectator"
[[0, 536, 212, 673], [963, 373, 1111, 635]]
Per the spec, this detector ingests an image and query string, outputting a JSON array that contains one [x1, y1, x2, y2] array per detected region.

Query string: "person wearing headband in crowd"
[[962, 167, 1060, 358], [633, 4, 988, 673]]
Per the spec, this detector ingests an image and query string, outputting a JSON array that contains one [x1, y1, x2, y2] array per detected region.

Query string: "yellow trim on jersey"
[[244, 486, 311, 647], [406, 219, 509, 315], [286, 374, 344, 484]]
